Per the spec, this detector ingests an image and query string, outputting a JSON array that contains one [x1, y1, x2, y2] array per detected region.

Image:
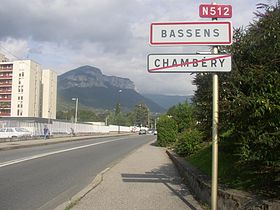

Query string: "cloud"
[[0, 0, 274, 95], [0, 38, 29, 60]]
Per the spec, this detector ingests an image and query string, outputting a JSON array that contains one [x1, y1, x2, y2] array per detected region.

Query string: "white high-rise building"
[[42, 69, 57, 119], [0, 55, 57, 119]]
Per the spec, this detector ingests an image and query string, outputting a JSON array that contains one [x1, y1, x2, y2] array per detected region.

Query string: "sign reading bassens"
[[150, 21, 232, 45]]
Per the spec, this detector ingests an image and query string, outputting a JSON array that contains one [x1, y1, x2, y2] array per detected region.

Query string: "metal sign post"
[[212, 46, 219, 210], [148, 2, 232, 210]]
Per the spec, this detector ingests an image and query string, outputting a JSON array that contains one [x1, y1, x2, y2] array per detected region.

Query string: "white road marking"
[[0, 138, 126, 168]]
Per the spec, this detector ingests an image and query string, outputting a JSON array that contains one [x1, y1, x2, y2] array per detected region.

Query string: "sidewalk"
[[68, 141, 204, 210]]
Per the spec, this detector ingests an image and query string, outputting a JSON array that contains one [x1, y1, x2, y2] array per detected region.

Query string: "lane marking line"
[[0, 138, 126, 168]]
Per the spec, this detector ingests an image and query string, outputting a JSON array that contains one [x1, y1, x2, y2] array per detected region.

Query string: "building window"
[[19, 72, 24, 78], [17, 109, 23, 116]]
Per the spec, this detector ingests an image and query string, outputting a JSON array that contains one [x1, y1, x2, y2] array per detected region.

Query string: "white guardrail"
[[0, 119, 148, 138]]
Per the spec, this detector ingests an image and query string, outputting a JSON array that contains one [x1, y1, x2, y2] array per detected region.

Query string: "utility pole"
[[72, 98, 79, 132], [118, 90, 122, 134]]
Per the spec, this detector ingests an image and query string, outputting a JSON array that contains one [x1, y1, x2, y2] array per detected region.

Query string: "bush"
[[156, 115, 178, 147], [174, 129, 203, 157]]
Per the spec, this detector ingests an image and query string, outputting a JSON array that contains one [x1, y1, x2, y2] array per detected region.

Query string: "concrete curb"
[[55, 167, 110, 210], [166, 149, 280, 210]]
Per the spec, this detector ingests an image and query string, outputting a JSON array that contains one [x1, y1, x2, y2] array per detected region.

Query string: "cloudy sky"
[[0, 0, 274, 96]]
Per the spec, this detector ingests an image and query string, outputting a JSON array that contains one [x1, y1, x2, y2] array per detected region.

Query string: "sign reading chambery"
[[148, 54, 232, 73]]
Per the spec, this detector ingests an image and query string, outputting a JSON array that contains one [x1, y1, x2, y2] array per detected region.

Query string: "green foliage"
[[133, 103, 149, 127], [56, 109, 102, 122], [78, 110, 102, 122], [188, 143, 280, 198], [224, 4, 280, 168], [156, 115, 178, 147], [56, 109, 75, 121], [187, 145, 212, 176], [192, 73, 212, 140], [156, 102, 202, 156], [174, 129, 203, 156], [167, 103, 194, 133], [115, 103, 121, 116], [192, 2, 280, 184], [56, 102, 153, 127]]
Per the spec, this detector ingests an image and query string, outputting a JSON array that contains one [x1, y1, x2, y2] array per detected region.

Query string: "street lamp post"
[[72, 98, 79, 132], [118, 90, 122, 134]]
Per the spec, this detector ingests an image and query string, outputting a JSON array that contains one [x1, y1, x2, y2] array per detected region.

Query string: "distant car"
[[138, 129, 147, 135], [153, 130, 157, 135], [147, 129, 154, 134], [0, 127, 32, 139]]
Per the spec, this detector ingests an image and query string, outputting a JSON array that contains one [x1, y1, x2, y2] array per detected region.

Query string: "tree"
[[56, 109, 75, 121], [224, 3, 280, 167], [133, 103, 149, 127], [156, 115, 178, 147], [167, 102, 195, 133], [193, 2, 280, 173], [78, 110, 101, 122], [192, 73, 213, 141]]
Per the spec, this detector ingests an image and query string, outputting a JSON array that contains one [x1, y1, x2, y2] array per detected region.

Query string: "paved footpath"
[[70, 141, 204, 210]]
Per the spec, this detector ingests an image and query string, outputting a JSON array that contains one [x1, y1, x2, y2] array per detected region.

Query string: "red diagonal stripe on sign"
[[150, 54, 231, 71]]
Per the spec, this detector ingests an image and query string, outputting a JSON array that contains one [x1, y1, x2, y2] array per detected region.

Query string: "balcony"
[[0, 98, 11, 102], [0, 75, 12, 79], [0, 65, 13, 71], [0, 106, 11, 109], [0, 83, 12, 87], [0, 89, 12, 94], [0, 112, 11, 117]]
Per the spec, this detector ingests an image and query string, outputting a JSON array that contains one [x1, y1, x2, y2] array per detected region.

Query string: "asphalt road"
[[0, 135, 155, 210]]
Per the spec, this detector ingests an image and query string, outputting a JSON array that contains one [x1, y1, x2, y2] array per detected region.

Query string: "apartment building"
[[0, 54, 57, 119], [42, 69, 57, 119]]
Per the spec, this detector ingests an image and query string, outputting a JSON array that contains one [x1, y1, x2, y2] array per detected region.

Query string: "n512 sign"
[[199, 4, 232, 18]]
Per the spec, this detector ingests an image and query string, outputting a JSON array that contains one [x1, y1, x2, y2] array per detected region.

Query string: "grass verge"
[[186, 144, 279, 198]]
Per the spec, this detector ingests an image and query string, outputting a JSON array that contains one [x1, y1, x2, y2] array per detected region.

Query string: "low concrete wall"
[[167, 150, 280, 210]]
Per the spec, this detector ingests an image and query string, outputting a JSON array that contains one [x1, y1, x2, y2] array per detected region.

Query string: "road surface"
[[0, 135, 155, 210]]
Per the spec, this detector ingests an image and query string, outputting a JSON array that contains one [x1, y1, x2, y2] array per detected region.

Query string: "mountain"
[[57, 66, 166, 113], [58, 65, 135, 90], [142, 94, 193, 110]]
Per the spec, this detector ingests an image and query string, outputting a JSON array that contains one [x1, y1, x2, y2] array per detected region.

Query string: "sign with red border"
[[150, 21, 232, 46], [199, 4, 232, 18], [148, 54, 232, 73]]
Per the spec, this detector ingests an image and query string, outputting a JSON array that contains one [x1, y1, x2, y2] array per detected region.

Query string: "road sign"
[[150, 21, 232, 45], [199, 4, 232, 18], [148, 54, 232, 73]]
